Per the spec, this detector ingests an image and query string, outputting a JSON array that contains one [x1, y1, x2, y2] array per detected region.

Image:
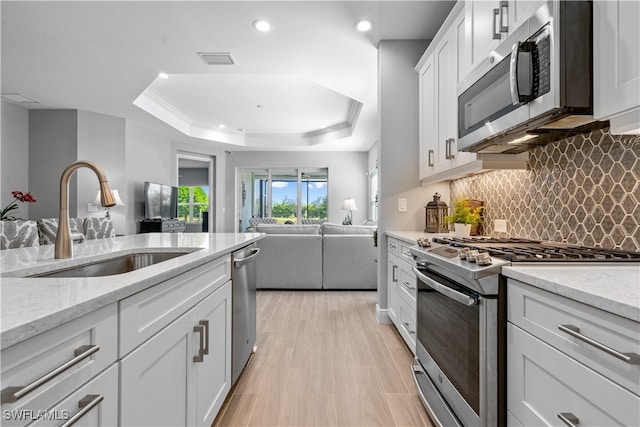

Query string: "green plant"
[[444, 196, 484, 226]]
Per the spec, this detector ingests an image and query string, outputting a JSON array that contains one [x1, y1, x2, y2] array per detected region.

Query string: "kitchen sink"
[[30, 251, 194, 278]]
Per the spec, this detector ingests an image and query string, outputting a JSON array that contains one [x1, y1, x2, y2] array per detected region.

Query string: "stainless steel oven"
[[412, 261, 501, 427]]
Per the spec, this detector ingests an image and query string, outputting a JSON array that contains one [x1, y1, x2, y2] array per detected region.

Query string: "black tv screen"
[[144, 182, 177, 219]]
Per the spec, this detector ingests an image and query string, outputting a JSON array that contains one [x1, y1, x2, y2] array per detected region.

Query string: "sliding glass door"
[[238, 168, 328, 231]]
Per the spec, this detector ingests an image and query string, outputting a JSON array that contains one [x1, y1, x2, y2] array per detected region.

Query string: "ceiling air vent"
[[1, 93, 41, 104], [197, 52, 236, 66]]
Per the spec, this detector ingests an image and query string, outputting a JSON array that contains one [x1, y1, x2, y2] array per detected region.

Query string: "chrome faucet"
[[55, 161, 115, 259]]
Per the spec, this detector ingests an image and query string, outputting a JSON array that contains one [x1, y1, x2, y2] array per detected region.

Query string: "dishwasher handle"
[[234, 247, 260, 267]]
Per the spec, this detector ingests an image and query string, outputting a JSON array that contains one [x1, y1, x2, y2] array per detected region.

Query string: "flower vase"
[[454, 223, 472, 237]]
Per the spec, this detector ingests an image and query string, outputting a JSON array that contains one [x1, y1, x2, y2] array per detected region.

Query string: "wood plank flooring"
[[213, 290, 433, 427]]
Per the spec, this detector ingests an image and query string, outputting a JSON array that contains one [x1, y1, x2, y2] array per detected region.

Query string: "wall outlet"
[[398, 198, 408, 213], [494, 219, 508, 233], [88, 203, 98, 212]]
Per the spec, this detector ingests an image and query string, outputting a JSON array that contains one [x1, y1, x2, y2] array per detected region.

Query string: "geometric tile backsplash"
[[450, 127, 640, 251]]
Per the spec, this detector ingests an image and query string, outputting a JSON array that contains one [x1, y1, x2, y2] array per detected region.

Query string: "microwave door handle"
[[510, 41, 535, 105], [412, 267, 478, 306]]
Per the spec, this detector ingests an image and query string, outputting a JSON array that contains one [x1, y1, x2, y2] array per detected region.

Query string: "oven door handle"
[[413, 267, 478, 306]]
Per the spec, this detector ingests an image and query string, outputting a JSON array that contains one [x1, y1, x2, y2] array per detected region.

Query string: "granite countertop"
[[0, 232, 263, 348], [503, 264, 640, 322]]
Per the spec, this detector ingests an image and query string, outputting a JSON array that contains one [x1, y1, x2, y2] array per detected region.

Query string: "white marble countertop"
[[0, 233, 263, 348], [386, 230, 449, 244], [503, 264, 640, 322]]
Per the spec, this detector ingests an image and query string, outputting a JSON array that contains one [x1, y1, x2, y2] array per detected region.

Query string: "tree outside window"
[[178, 186, 209, 223]]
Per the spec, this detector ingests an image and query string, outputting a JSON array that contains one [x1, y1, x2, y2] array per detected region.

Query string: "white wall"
[[0, 100, 30, 218], [376, 40, 450, 317], [224, 150, 368, 231]]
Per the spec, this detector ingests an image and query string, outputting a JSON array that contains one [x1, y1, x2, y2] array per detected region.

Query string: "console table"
[[139, 219, 186, 233]]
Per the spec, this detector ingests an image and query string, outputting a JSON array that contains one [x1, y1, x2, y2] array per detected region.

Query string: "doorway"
[[177, 153, 214, 232]]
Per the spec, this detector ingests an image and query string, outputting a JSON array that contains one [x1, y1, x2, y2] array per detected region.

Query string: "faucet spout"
[[55, 160, 115, 259]]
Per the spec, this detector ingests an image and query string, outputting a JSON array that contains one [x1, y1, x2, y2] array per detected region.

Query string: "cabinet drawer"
[[508, 323, 640, 427], [120, 255, 231, 357], [387, 237, 399, 257], [398, 297, 416, 352], [508, 280, 640, 395], [1, 304, 117, 421], [398, 264, 417, 306], [398, 241, 415, 264], [29, 363, 118, 427]]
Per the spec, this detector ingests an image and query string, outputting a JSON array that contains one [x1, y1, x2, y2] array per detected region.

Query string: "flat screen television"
[[144, 181, 178, 219]]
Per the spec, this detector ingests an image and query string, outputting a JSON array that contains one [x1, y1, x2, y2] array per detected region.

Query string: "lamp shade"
[[341, 197, 358, 211], [95, 189, 124, 206]]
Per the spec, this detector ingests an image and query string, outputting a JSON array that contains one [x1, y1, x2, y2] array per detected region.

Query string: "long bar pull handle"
[[61, 394, 104, 427], [428, 150, 434, 167], [413, 267, 478, 306], [445, 138, 456, 159], [234, 248, 260, 267], [492, 8, 501, 39], [558, 412, 579, 427], [1, 345, 100, 404], [392, 265, 398, 282], [194, 324, 205, 363], [558, 324, 640, 364], [403, 322, 416, 335], [200, 320, 210, 356]]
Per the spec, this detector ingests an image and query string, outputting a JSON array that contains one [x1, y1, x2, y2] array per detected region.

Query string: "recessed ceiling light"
[[355, 20, 373, 32], [218, 124, 226, 129], [158, 72, 169, 79], [253, 20, 271, 32]]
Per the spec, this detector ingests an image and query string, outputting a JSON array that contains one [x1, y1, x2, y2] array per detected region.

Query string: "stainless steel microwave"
[[457, 1, 602, 154]]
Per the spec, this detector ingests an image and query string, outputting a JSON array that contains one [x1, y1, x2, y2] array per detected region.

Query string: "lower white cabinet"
[[387, 236, 417, 354], [120, 280, 232, 427], [507, 280, 640, 427]]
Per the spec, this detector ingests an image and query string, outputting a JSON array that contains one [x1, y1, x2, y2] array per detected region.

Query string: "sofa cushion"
[[256, 224, 321, 235], [321, 223, 376, 235], [256, 234, 322, 289]]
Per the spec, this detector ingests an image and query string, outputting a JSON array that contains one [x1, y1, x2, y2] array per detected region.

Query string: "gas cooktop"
[[431, 236, 640, 262]]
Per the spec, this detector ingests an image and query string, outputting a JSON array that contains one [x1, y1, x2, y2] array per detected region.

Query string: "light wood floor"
[[213, 290, 434, 427]]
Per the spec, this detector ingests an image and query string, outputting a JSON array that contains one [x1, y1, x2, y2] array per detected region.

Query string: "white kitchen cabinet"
[[594, 0, 640, 134], [387, 236, 417, 354], [507, 279, 640, 426], [120, 280, 232, 427], [417, 2, 527, 184], [0, 304, 118, 427]]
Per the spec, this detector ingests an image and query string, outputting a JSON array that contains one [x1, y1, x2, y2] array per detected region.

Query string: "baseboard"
[[376, 304, 391, 324]]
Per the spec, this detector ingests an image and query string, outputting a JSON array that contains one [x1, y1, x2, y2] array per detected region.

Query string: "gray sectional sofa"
[[255, 223, 377, 290]]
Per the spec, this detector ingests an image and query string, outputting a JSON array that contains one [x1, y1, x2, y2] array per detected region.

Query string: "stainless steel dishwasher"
[[231, 243, 259, 384]]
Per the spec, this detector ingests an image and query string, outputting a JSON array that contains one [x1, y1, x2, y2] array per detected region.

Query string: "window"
[[178, 185, 209, 223], [239, 168, 328, 230]]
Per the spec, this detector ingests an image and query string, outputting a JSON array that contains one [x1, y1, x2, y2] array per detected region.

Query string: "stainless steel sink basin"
[[31, 251, 192, 278]]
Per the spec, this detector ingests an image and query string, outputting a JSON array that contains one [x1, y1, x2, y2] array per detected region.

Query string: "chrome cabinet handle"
[[403, 281, 416, 291], [499, 1, 509, 33], [403, 322, 416, 334], [445, 138, 456, 159], [558, 324, 640, 364], [1, 345, 100, 404], [558, 412, 579, 427], [392, 265, 398, 282], [428, 150, 434, 167], [194, 324, 205, 363], [492, 8, 501, 39], [200, 320, 210, 356], [61, 394, 104, 427]]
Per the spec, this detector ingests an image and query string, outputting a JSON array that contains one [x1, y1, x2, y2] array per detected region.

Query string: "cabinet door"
[[120, 307, 197, 427], [465, 0, 502, 72], [418, 54, 436, 180], [194, 281, 232, 427], [508, 0, 545, 35], [387, 253, 400, 325], [594, 0, 640, 132], [434, 30, 456, 173]]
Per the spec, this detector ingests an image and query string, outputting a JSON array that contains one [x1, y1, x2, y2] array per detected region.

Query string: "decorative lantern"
[[424, 193, 448, 233]]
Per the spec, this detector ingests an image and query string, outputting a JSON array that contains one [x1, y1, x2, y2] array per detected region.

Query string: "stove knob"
[[458, 247, 470, 260], [476, 252, 492, 266], [467, 249, 480, 262]]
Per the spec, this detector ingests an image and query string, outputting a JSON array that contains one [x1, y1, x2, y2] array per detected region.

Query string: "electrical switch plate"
[[398, 198, 408, 213], [494, 219, 508, 233], [88, 204, 98, 212]]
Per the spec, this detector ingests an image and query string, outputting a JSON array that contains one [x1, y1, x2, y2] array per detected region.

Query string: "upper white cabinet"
[[417, 1, 527, 184], [594, 0, 640, 134]]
